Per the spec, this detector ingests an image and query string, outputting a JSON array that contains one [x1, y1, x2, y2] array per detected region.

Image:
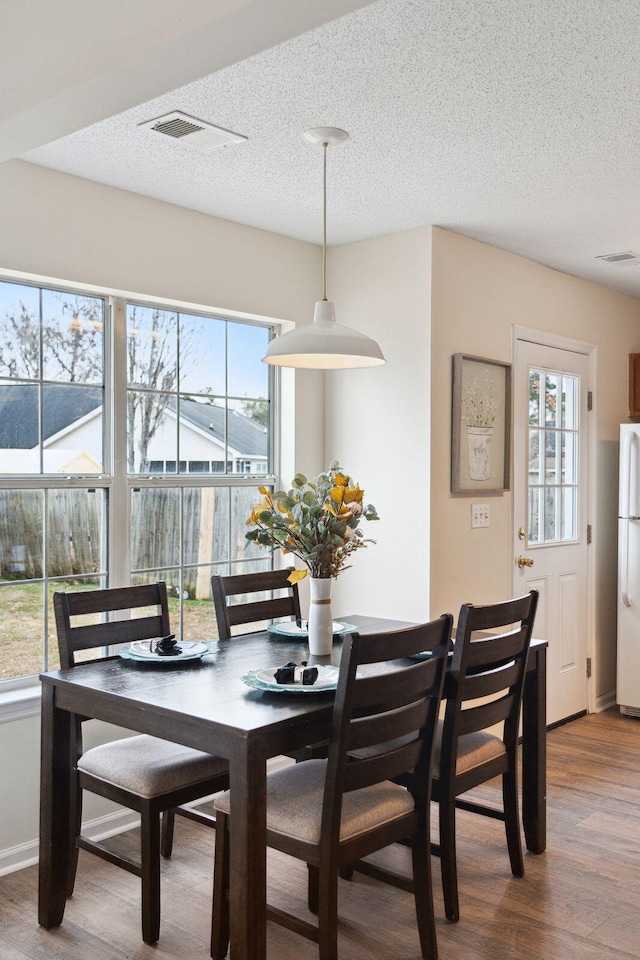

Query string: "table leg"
[[227, 738, 267, 960], [521, 645, 547, 853], [38, 684, 72, 927]]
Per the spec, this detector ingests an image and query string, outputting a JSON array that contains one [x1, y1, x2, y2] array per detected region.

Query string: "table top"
[[40, 614, 546, 747]]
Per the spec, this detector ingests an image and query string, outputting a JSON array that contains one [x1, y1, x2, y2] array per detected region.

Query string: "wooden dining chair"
[[211, 567, 301, 640], [210, 615, 453, 960], [396, 590, 539, 924], [52, 581, 230, 945]]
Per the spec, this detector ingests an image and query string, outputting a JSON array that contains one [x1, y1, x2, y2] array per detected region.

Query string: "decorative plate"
[[267, 621, 357, 639], [119, 640, 215, 663], [241, 664, 340, 693]]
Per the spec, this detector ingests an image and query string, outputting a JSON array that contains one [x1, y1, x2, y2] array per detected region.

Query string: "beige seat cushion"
[[78, 735, 228, 799], [215, 759, 415, 845], [433, 719, 506, 776]]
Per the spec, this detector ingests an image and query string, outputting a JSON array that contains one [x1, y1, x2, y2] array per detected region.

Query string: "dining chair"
[[396, 590, 539, 924], [210, 566, 301, 640], [52, 581, 230, 945], [210, 614, 453, 960]]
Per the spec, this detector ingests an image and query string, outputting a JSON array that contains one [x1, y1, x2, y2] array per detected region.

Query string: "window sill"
[[0, 682, 40, 722]]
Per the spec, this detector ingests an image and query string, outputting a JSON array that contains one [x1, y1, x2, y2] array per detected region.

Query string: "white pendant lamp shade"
[[263, 128, 385, 370], [263, 299, 385, 369]]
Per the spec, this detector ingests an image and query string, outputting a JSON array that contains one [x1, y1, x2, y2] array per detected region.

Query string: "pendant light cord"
[[322, 140, 327, 302]]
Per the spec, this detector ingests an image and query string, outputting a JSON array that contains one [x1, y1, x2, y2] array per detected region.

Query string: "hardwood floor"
[[2, 708, 640, 959]]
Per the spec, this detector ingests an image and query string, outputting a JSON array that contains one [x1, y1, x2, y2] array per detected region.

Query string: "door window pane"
[[528, 368, 579, 545]]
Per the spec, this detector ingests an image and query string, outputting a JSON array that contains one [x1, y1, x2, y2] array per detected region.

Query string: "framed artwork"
[[451, 353, 511, 494]]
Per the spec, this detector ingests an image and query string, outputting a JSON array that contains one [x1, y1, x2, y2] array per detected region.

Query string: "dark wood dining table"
[[38, 615, 547, 960]]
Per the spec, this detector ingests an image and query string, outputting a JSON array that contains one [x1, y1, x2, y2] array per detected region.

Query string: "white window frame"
[[0, 278, 279, 720]]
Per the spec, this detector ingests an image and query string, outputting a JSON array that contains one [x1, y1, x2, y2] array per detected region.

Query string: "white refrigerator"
[[618, 424, 640, 715]]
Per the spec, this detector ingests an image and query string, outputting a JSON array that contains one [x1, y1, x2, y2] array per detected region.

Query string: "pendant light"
[[263, 127, 386, 369]]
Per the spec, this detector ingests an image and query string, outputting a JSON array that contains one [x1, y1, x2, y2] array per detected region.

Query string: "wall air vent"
[[138, 111, 247, 150], [595, 251, 640, 264]]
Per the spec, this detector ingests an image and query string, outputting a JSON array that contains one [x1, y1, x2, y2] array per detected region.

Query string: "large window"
[[0, 280, 275, 683]]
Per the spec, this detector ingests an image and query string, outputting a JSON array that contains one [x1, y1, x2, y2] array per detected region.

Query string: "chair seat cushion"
[[215, 759, 415, 845], [433, 720, 506, 776], [78, 735, 228, 799]]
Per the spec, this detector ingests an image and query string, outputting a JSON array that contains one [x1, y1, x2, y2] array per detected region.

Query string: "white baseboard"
[[0, 754, 295, 878], [595, 690, 616, 713]]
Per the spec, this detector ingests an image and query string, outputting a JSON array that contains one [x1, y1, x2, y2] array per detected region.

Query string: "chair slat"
[[457, 691, 517, 735], [465, 631, 528, 669], [70, 616, 167, 651], [350, 658, 441, 710], [227, 597, 297, 626], [461, 661, 521, 700], [347, 699, 430, 752]]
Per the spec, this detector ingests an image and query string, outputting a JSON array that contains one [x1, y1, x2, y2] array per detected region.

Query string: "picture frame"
[[451, 353, 511, 494]]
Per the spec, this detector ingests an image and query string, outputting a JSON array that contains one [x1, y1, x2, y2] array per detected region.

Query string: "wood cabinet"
[[630, 354, 640, 417]]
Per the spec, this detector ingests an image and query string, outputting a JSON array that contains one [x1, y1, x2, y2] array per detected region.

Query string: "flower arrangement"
[[246, 461, 379, 580], [462, 370, 497, 428]]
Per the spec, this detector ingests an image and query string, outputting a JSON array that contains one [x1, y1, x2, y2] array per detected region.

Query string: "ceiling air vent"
[[138, 111, 247, 150], [595, 251, 640, 264]]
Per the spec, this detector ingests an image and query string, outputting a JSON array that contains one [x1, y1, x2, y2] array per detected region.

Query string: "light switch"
[[471, 503, 490, 528]]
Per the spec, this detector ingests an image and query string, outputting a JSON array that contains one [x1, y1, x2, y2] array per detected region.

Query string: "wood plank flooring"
[[2, 708, 640, 959]]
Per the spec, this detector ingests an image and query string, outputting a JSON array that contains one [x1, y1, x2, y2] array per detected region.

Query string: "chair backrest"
[[441, 590, 539, 763], [321, 615, 453, 847], [211, 568, 302, 641], [53, 582, 171, 669]]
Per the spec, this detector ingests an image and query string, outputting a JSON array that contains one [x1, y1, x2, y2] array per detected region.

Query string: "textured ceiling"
[[22, 0, 640, 298]]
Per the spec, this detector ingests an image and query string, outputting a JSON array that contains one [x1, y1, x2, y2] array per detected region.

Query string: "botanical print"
[[452, 354, 511, 493]]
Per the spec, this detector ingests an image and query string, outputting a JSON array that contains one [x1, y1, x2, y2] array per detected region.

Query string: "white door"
[[513, 336, 592, 725]]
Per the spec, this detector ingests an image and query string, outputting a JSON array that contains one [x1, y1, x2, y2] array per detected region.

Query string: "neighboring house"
[[0, 385, 268, 474]]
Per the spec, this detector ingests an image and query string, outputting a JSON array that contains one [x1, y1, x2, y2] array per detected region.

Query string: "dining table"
[[38, 614, 547, 960]]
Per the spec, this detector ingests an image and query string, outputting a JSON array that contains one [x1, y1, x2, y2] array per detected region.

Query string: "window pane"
[[228, 322, 269, 399], [127, 305, 177, 390], [229, 398, 269, 474], [183, 564, 218, 638], [179, 313, 225, 395], [183, 486, 226, 567], [0, 380, 40, 473], [544, 487, 558, 541], [47, 489, 105, 577], [232, 485, 270, 561], [178, 397, 226, 475], [545, 373, 559, 427], [128, 391, 177, 473], [528, 369, 541, 426], [562, 431, 577, 484], [41, 290, 104, 384], [0, 281, 41, 380], [528, 429, 542, 484], [545, 430, 558, 482], [562, 487, 577, 540], [131, 488, 181, 569], [43, 384, 103, 473], [0, 581, 44, 679], [0, 489, 43, 581], [561, 375, 578, 429], [528, 487, 541, 544]]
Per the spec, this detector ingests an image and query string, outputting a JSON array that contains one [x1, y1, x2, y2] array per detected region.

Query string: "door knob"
[[516, 555, 534, 568]]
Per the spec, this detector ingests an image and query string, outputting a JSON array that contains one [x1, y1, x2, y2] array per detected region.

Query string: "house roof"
[[178, 398, 268, 457], [0, 385, 268, 457], [0, 384, 102, 449]]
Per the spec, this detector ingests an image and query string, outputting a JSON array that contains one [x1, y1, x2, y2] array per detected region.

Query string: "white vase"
[[466, 426, 493, 481], [308, 577, 333, 656]]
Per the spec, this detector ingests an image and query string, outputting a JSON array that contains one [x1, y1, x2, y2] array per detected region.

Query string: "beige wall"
[[431, 227, 640, 701], [326, 228, 432, 623]]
